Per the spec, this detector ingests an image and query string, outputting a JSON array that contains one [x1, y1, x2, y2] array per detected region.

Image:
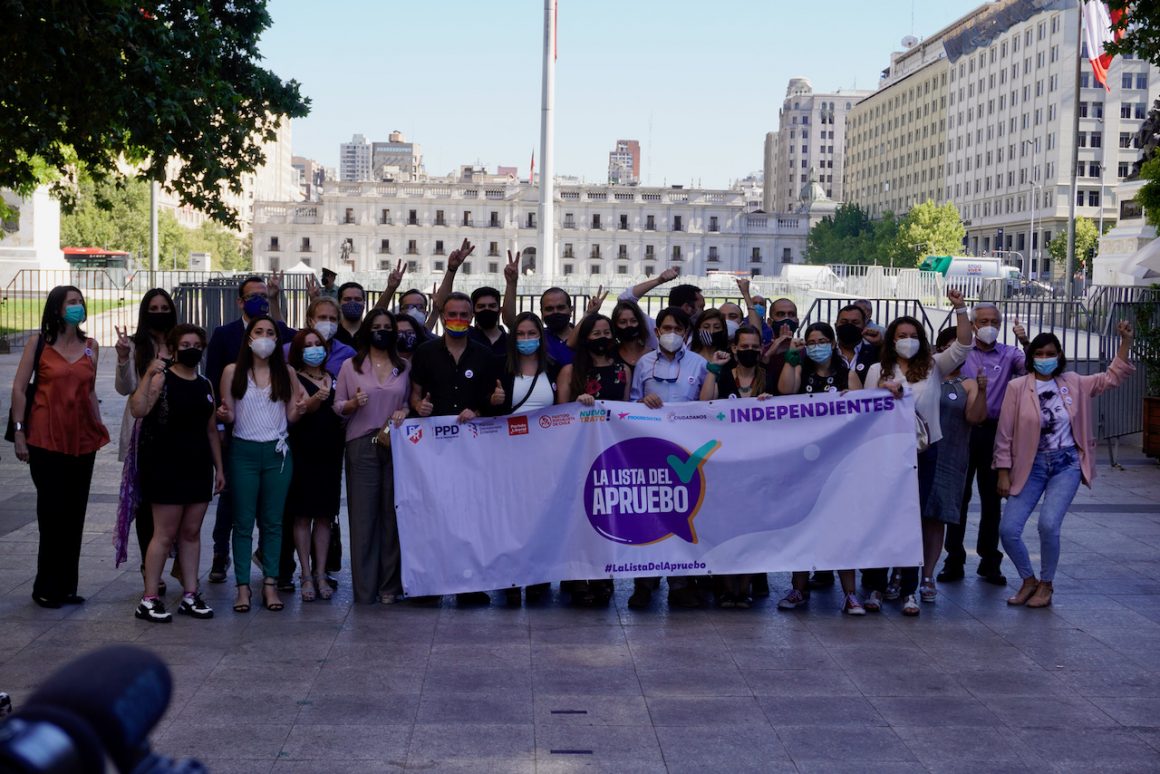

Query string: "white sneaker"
[[901, 594, 920, 616], [135, 597, 172, 623], [777, 589, 809, 610], [919, 579, 937, 603], [843, 593, 866, 616], [864, 590, 883, 612]]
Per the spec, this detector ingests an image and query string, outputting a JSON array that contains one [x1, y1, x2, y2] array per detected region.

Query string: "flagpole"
[[1065, 3, 1083, 302], [538, 0, 556, 281]]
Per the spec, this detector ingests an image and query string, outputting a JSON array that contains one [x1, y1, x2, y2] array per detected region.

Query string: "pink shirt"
[[994, 357, 1134, 495], [334, 355, 411, 442]]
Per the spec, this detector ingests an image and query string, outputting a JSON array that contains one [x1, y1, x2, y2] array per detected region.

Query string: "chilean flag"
[[1082, 0, 1125, 91]]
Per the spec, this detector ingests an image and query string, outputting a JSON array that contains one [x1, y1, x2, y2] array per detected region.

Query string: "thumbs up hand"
[[418, 392, 434, 417], [490, 379, 506, 407], [1012, 316, 1029, 345]]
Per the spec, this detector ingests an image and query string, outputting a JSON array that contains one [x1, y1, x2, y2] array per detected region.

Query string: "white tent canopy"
[[283, 260, 317, 275]]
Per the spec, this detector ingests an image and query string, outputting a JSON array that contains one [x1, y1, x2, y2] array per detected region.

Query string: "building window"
[[434, 240, 445, 255], [1120, 132, 1132, 148], [590, 245, 601, 259], [433, 260, 444, 271], [672, 245, 682, 261], [563, 243, 574, 258], [619, 214, 628, 230], [1088, 190, 1100, 207], [1137, 72, 1149, 90], [564, 213, 575, 228], [462, 211, 473, 226], [488, 262, 499, 273], [379, 239, 390, 254], [407, 209, 417, 225], [407, 240, 417, 255], [563, 264, 574, 276], [644, 245, 655, 259], [343, 208, 355, 225], [672, 215, 683, 232], [709, 215, 719, 232], [617, 244, 628, 259], [592, 214, 601, 229], [488, 241, 499, 256], [617, 264, 629, 275], [707, 246, 719, 262], [268, 236, 280, 250], [489, 211, 500, 227], [645, 215, 656, 230], [526, 212, 536, 228], [1119, 162, 1130, 178], [782, 248, 792, 261], [380, 208, 392, 225], [435, 209, 445, 226], [751, 247, 762, 263]]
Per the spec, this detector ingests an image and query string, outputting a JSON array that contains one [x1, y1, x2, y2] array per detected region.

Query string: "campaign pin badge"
[[948, 392, 958, 400], [857, 363, 865, 371], [1060, 386, 1069, 394], [465, 369, 474, 378], [1065, 397, 1073, 405]]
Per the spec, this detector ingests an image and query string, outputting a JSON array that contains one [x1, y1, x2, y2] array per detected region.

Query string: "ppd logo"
[[434, 424, 460, 439], [583, 437, 721, 545], [405, 424, 423, 445]]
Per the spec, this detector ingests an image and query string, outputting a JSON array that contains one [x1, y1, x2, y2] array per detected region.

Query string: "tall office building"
[[771, 78, 871, 212], [371, 131, 424, 182], [339, 134, 372, 182], [608, 139, 641, 185]]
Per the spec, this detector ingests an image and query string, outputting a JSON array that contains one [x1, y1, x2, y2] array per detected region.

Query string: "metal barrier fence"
[[801, 298, 938, 337]]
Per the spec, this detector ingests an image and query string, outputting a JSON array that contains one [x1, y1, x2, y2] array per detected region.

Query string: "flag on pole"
[[529, 150, 535, 184], [1082, 0, 1125, 91]]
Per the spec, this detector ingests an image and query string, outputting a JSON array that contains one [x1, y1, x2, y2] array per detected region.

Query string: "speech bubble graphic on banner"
[[584, 437, 721, 545]]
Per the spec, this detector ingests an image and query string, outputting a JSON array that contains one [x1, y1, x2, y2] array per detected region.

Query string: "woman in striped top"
[[217, 316, 307, 613]]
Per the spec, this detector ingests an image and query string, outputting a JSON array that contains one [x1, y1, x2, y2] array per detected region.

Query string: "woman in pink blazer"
[[994, 321, 1135, 608]]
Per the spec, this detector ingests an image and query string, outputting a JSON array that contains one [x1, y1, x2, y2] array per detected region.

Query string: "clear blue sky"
[[260, 0, 984, 188]]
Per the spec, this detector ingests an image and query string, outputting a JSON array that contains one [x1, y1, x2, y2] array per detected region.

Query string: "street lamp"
[[1022, 138, 1040, 280]]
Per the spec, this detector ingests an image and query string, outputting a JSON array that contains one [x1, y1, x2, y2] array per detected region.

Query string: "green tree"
[[806, 203, 878, 265], [61, 177, 249, 270], [1047, 217, 1100, 274], [893, 200, 967, 268], [0, 1, 309, 227]]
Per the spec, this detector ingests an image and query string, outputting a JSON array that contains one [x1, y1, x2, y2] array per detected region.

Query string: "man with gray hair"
[[940, 302, 1030, 585]]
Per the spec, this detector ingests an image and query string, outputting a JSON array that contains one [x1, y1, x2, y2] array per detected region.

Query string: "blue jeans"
[[999, 447, 1081, 583]]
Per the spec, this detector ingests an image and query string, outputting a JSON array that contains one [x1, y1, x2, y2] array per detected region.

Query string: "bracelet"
[[954, 307, 968, 315], [706, 363, 722, 375]]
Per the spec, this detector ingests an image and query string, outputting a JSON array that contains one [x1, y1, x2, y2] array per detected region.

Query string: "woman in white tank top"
[[218, 316, 307, 613]]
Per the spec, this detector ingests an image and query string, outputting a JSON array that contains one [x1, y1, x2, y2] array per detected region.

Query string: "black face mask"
[[773, 318, 799, 336], [474, 309, 500, 330], [396, 330, 417, 352], [145, 311, 175, 332], [371, 329, 394, 351], [544, 312, 571, 334], [735, 350, 760, 369], [615, 325, 641, 343], [585, 337, 613, 355], [175, 347, 203, 368], [836, 323, 863, 346]]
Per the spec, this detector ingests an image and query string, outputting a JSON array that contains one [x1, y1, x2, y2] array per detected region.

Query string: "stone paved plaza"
[[1, 352, 1159, 773]]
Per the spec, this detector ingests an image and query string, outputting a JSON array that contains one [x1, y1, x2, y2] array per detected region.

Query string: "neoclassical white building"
[[252, 180, 820, 281]]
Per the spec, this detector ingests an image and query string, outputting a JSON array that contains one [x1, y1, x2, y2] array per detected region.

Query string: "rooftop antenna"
[[647, 111, 653, 186]]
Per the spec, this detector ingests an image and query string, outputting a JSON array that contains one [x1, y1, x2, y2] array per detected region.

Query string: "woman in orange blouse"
[[10, 286, 110, 608]]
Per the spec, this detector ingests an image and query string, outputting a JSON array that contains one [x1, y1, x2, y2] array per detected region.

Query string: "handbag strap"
[[509, 371, 542, 413]]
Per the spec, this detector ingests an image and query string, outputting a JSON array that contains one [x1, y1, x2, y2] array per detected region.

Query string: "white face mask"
[[659, 332, 684, 353], [725, 319, 740, 339], [314, 321, 338, 341], [975, 325, 999, 345], [894, 338, 920, 359], [250, 337, 276, 360]]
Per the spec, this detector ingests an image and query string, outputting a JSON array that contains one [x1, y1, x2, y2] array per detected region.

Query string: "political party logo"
[[583, 437, 721, 545], [433, 424, 460, 440], [405, 424, 423, 445], [538, 413, 573, 429], [616, 412, 661, 423], [465, 422, 480, 438], [666, 412, 708, 422], [507, 416, 529, 436], [579, 408, 611, 423]]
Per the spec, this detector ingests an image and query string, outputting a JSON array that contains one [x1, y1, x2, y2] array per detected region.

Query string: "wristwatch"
[[13, 421, 24, 433]]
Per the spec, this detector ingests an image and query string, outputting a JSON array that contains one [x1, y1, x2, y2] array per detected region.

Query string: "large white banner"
[[393, 390, 922, 596]]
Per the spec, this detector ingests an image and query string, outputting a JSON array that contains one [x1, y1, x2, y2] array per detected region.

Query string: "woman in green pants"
[[218, 316, 306, 612]]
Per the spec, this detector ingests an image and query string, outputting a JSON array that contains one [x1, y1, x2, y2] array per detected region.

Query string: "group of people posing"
[[7, 241, 1136, 619]]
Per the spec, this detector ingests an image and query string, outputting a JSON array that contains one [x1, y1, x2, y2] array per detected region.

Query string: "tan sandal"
[[300, 574, 316, 602], [1007, 577, 1039, 606], [1026, 581, 1054, 608], [315, 575, 333, 601]]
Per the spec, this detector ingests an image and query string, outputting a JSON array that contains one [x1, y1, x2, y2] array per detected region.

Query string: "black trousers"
[[29, 446, 96, 602], [211, 434, 233, 559], [945, 420, 1004, 569]]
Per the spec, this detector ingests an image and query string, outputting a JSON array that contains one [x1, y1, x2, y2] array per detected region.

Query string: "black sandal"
[[233, 584, 251, 613], [261, 579, 284, 612]]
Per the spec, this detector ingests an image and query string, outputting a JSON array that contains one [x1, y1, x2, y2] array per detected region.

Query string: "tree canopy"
[[61, 177, 250, 271], [1048, 217, 1100, 274], [0, 1, 309, 227], [806, 200, 964, 268]]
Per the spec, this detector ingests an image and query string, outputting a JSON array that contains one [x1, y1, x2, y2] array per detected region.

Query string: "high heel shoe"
[[300, 574, 316, 602], [1026, 581, 1054, 608], [233, 584, 251, 613], [314, 575, 333, 601], [1007, 576, 1039, 606], [262, 579, 285, 611]]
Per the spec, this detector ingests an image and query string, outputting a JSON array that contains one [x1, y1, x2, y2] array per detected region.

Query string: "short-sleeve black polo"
[[410, 337, 496, 416]]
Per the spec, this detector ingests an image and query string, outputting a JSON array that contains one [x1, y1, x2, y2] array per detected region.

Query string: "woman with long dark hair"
[[114, 288, 178, 590], [284, 327, 346, 602], [217, 315, 306, 613], [10, 285, 110, 608], [859, 290, 972, 616], [334, 309, 410, 604], [489, 311, 561, 606], [611, 300, 652, 367], [130, 324, 224, 622], [997, 324, 1135, 608]]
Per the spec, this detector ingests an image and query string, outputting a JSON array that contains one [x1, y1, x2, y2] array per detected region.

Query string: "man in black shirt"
[[467, 286, 507, 357], [409, 292, 497, 605]]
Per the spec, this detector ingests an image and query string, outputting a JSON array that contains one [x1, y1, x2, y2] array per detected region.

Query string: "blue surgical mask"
[[516, 338, 540, 355], [753, 305, 766, 319], [806, 343, 832, 364], [243, 295, 269, 318], [302, 345, 327, 366], [63, 303, 86, 326], [1033, 357, 1058, 376]]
